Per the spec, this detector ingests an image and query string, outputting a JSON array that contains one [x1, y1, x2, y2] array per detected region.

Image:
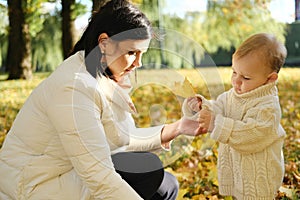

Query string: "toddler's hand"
[[199, 109, 215, 133], [186, 96, 202, 113], [182, 96, 203, 121]]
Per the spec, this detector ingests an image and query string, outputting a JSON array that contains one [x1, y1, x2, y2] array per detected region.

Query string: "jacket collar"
[[98, 74, 137, 114], [77, 50, 137, 114]]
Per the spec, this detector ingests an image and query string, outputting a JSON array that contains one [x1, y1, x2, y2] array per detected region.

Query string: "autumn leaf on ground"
[[278, 186, 295, 199], [173, 77, 196, 98]]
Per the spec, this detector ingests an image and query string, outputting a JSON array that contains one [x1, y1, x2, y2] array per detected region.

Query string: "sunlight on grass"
[[0, 74, 8, 81]]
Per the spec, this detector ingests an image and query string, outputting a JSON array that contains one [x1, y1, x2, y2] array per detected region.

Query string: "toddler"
[[183, 33, 287, 200]]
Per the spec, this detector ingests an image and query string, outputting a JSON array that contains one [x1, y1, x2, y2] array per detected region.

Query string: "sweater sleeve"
[[47, 76, 142, 200], [181, 94, 215, 120], [210, 98, 284, 154]]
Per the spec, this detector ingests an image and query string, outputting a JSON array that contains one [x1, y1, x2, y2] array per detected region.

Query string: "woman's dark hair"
[[69, 0, 152, 78]]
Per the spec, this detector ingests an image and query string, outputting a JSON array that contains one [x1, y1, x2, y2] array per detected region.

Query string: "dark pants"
[[112, 152, 179, 200]]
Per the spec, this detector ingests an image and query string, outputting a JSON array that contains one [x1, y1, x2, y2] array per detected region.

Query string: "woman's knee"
[[112, 151, 163, 173], [112, 152, 164, 199]]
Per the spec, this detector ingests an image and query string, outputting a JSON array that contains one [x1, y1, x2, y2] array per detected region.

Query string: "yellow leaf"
[[173, 77, 196, 98], [222, 7, 229, 14], [208, 166, 218, 186], [176, 189, 189, 200], [279, 186, 295, 198]]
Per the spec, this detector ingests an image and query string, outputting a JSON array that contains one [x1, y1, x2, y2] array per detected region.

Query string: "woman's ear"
[[98, 33, 109, 53], [267, 72, 278, 83]]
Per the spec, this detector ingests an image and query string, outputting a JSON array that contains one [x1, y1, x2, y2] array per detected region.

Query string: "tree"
[[6, 0, 46, 79], [151, 0, 288, 68], [137, 0, 169, 68], [296, 0, 300, 21], [184, 0, 287, 54], [31, 10, 63, 72], [61, 0, 76, 59], [7, 0, 32, 79], [5, 0, 87, 78], [61, 0, 88, 59], [0, 3, 8, 71]]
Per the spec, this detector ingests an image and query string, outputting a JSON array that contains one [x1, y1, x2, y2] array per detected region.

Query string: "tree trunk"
[[296, 0, 300, 21], [7, 0, 32, 80], [62, 0, 76, 59]]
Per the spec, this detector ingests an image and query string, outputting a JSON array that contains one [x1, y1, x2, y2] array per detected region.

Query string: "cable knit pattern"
[[197, 82, 285, 200]]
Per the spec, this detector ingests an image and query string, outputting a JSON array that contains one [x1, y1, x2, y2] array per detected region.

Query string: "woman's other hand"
[[177, 117, 206, 136]]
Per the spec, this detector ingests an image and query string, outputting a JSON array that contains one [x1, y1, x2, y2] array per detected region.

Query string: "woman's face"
[[104, 38, 150, 82]]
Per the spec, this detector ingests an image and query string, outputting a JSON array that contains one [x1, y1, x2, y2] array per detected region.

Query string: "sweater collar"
[[233, 82, 278, 99]]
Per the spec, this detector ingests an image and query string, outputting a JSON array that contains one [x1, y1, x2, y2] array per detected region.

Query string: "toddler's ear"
[[267, 72, 278, 83]]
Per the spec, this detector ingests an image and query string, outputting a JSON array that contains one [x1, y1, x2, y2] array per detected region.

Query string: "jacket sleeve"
[[46, 75, 142, 200], [126, 120, 164, 152], [210, 97, 285, 154]]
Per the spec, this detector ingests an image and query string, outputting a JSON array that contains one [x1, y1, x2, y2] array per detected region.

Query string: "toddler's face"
[[231, 52, 275, 94]]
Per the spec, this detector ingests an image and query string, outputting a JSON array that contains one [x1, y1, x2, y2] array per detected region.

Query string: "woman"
[[0, 0, 203, 199]]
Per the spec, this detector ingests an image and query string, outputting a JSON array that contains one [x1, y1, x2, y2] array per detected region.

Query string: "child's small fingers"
[[187, 99, 199, 110], [201, 105, 209, 110], [186, 97, 194, 103], [196, 96, 202, 103], [190, 100, 197, 108], [201, 127, 207, 134], [195, 127, 207, 135]]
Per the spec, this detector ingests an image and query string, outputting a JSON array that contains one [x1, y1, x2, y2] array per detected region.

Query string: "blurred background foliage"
[[0, 0, 298, 77]]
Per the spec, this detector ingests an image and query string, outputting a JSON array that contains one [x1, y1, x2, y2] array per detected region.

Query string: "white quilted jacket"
[[0, 51, 163, 200]]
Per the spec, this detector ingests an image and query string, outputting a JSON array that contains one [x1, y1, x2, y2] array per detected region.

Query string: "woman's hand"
[[160, 117, 206, 147], [177, 117, 206, 136]]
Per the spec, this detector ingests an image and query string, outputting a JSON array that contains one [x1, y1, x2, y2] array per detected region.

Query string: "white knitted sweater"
[[185, 82, 286, 200]]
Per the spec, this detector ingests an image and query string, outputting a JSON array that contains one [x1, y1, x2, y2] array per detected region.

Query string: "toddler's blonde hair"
[[233, 33, 287, 73]]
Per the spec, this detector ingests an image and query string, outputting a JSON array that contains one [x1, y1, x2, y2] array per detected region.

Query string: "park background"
[[0, 0, 300, 199]]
